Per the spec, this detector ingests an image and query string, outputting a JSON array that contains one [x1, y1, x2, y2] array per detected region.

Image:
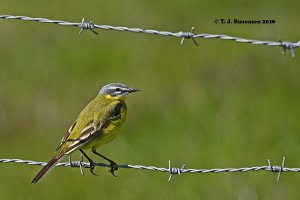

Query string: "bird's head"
[[99, 83, 140, 100]]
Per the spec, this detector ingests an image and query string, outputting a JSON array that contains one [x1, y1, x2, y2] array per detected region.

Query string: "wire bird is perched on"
[[32, 83, 140, 184]]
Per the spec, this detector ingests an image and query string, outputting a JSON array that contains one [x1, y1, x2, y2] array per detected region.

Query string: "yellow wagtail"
[[32, 83, 140, 184]]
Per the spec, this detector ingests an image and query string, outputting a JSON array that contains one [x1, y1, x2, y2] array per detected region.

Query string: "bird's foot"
[[109, 161, 119, 177], [88, 160, 97, 176]]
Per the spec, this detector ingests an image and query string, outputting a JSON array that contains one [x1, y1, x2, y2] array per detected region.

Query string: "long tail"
[[31, 153, 65, 184]]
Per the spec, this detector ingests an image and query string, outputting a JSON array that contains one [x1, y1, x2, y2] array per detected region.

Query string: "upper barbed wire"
[[0, 156, 298, 181], [0, 14, 299, 57]]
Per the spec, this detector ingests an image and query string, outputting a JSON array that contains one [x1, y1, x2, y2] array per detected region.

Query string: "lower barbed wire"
[[0, 156, 298, 181]]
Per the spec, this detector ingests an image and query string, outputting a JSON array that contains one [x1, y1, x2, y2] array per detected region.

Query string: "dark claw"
[[90, 150, 118, 177], [109, 161, 119, 177], [89, 160, 98, 176]]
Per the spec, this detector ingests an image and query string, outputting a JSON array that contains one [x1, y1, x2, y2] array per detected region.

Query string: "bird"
[[32, 83, 140, 184]]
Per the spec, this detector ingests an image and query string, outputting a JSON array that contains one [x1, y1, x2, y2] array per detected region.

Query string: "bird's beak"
[[129, 88, 140, 93]]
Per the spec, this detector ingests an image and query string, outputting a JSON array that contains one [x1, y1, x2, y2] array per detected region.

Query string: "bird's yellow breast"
[[82, 98, 127, 151]]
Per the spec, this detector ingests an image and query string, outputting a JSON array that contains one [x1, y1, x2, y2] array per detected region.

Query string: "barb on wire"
[[168, 160, 186, 181], [0, 14, 299, 57], [179, 26, 198, 46], [69, 155, 85, 175], [280, 40, 298, 58], [79, 18, 98, 35], [0, 156, 299, 181], [268, 156, 285, 181]]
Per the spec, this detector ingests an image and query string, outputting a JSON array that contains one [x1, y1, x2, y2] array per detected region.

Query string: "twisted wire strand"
[[0, 15, 299, 57], [0, 157, 298, 181]]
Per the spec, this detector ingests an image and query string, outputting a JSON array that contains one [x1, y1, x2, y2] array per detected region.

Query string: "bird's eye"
[[115, 88, 121, 92]]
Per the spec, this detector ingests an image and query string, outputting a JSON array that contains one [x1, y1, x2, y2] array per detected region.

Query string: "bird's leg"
[[80, 149, 97, 176], [92, 150, 119, 177]]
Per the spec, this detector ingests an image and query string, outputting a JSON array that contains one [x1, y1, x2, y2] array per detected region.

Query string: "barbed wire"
[[0, 15, 299, 57], [1, 156, 299, 181]]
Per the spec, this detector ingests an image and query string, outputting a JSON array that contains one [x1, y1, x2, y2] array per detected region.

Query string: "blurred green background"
[[1, 0, 300, 199]]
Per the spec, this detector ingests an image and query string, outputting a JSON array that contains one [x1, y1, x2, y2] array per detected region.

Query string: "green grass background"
[[1, 0, 300, 199]]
